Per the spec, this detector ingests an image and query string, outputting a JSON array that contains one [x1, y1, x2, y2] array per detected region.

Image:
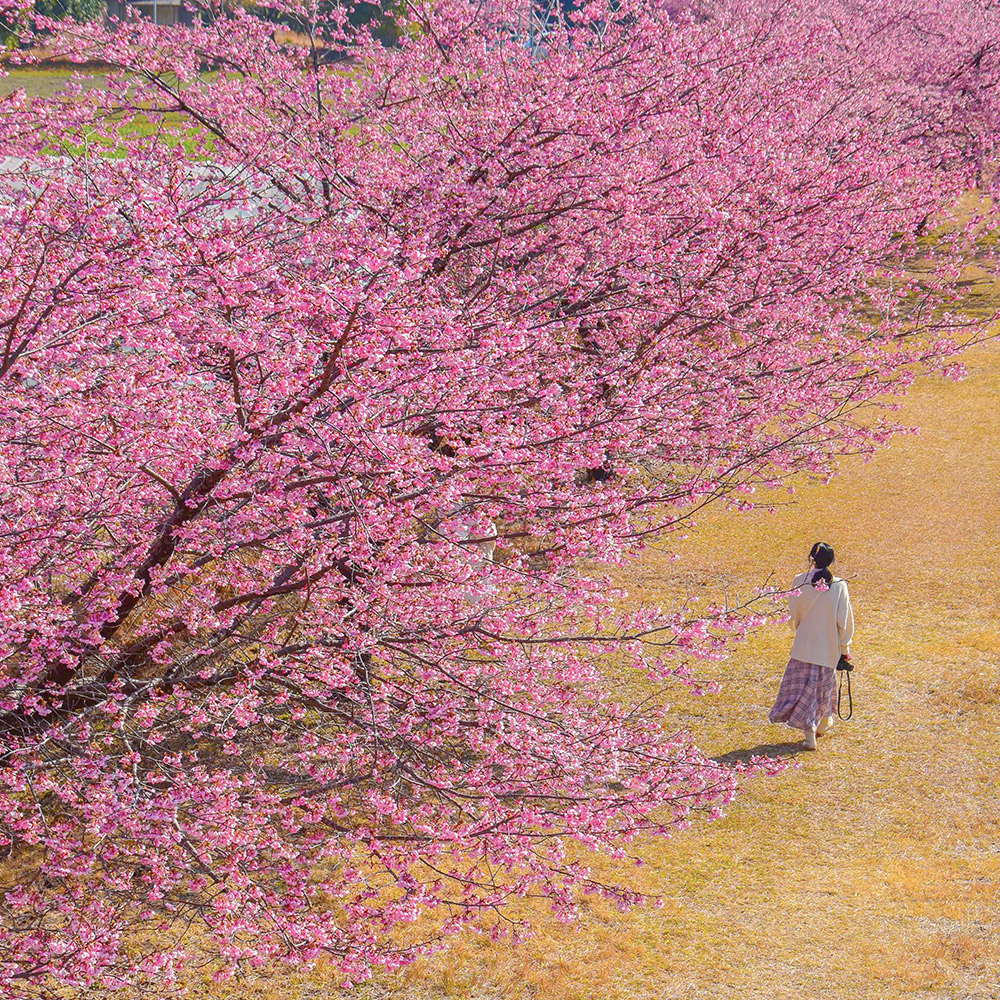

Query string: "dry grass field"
[[193, 340, 1000, 1000]]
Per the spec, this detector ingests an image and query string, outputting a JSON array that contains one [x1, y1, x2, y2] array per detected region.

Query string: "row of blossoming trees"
[[0, 0, 998, 992]]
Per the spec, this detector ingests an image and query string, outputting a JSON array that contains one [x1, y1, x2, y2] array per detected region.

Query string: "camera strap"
[[837, 667, 853, 720]]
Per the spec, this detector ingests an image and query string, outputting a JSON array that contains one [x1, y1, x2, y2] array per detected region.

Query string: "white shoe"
[[816, 715, 835, 736], [803, 727, 818, 750]]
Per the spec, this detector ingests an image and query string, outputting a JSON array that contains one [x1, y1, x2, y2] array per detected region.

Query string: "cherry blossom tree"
[[1, 0, 998, 991]]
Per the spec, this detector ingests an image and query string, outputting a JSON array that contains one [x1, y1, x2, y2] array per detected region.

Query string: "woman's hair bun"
[[808, 542, 835, 586]]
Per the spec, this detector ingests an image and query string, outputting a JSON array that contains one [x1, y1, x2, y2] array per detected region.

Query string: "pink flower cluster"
[[0, 0, 998, 990]]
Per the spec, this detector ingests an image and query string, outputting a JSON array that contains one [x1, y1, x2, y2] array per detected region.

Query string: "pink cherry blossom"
[[1, 0, 999, 991]]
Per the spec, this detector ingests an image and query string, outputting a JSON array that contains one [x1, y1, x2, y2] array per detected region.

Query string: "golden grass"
[[189, 341, 1000, 1000]]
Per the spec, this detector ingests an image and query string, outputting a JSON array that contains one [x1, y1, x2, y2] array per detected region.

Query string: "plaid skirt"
[[769, 657, 837, 731]]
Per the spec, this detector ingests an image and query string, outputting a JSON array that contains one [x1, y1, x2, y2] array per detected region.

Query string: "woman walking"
[[770, 542, 854, 750]]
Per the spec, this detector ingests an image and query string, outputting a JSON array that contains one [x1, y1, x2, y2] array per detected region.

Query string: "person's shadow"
[[712, 741, 811, 765]]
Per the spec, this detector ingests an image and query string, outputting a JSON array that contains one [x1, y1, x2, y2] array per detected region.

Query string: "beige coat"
[[788, 571, 854, 670]]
